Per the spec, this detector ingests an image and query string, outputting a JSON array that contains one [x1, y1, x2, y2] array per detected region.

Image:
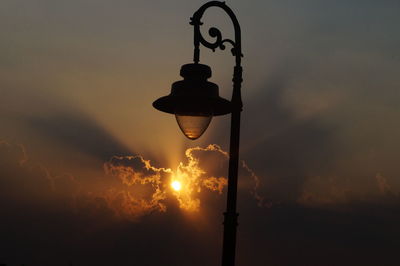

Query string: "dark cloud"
[[220, 75, 339, 203], [25, 112, 131, 160], [2, 144, 399, 266], [237, 198, 400, 266], [0, 142, 225, 266]]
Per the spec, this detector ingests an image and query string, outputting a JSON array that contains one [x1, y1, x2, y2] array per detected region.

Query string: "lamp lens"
[[175, 114, 212, 140]]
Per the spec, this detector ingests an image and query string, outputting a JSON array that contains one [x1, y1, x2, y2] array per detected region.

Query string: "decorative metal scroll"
[[189, 1, 243, 65]]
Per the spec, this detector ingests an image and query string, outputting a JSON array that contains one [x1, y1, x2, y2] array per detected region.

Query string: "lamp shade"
[[175, 114, 212, 140], [153, 63, 232, 139]]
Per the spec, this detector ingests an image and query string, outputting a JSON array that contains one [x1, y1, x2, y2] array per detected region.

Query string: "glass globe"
[[175, 114, 212, 140]]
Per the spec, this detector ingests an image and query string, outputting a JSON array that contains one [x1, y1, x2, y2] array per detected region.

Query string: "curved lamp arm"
[[190, 1, 243, 66], [190, 1, 243, 110]]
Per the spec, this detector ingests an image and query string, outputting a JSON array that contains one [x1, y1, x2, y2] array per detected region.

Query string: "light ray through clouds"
[[103, 144, 263, 218], [0, 140, 265, 221]]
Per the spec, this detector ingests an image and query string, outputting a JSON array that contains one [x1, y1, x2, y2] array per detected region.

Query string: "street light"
[[153, 1, 243, 266], [153, 63, 231, 139]]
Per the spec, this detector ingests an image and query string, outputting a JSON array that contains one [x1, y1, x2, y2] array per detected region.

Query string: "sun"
[[171, 180, 182, 191]]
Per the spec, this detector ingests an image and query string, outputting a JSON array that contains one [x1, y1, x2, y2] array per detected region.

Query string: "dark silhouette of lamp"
[[153, 63, 231, 139], [153, 1, 243, 266]]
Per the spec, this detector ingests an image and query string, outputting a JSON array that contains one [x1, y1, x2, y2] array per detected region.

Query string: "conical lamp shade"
[[175, 114, 212, 140], [153, 63, 231, 140], [153, 64, 232, 116]]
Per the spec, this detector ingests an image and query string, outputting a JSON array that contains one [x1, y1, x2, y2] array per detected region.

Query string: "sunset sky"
[[1, 0, 400, 265]]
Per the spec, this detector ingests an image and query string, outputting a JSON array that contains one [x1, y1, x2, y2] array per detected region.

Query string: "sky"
[[1, 0, 400, 265]]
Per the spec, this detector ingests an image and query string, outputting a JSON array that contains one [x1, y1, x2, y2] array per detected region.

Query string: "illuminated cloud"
[[103, 144, 238, 214], [375, 173, 391, 195], [0, 140, 265, 222], [171, 144, 228, 211], [0, 140, 81, 208], [17, 143, 28, 166], [103, 155, 171, 220], [241, 160, 272, 208]]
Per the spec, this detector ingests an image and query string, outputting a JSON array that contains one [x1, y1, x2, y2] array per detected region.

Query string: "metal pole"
[[190, 2, 243, 265], [222, 65, 242, 266]]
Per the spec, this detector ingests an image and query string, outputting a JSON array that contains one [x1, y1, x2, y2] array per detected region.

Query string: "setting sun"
[[171, 180, 182, 191]]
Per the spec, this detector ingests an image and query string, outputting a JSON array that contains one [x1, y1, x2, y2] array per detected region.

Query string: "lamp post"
[[153, 1, 243, 266]]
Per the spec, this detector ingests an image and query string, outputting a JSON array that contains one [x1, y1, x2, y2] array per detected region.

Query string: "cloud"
[[2, 139, 400, 266], [298, 172, 399, 207], [0, 140, 81, 205], [0, 140, 265, 224], [0, 139, 267, 265], [241, 160, 272, 208], [25, 112, 131, 160], [236, 79, 339, 204], [103, 144, 264, 215], [103, 155, 171, 219], [238, 198, 400, 266], [375, 173, 391, 195]]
